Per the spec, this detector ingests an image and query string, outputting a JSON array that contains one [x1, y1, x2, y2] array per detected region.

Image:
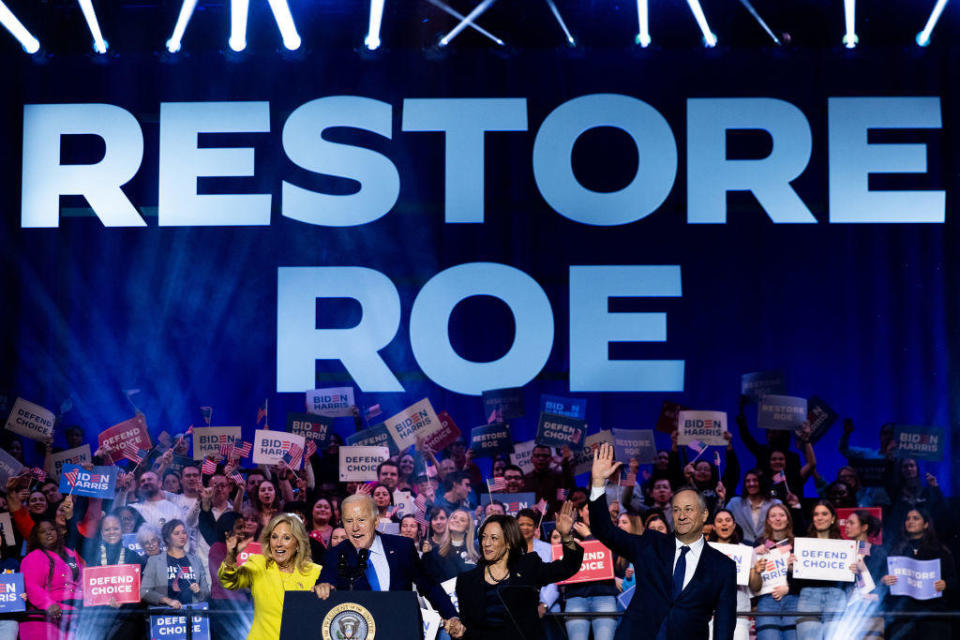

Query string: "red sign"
[[552, 540, 614, 585], [423, 411, 462, 452], [656, 401, 687, 433], [836, 507, 883, 545], [98, 415, 152, 460], [238, 542, 262, 566], [83, 564, 141, 606]]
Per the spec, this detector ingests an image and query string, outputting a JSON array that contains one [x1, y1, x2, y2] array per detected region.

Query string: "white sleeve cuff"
[[589, 486, 606, 501]]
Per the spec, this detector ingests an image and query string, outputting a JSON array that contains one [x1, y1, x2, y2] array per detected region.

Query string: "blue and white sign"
[[757, 395, 807, 431], [58, 464, 117, 499], [741, 371, 786, 403], [470, 423, 514, 456], [0, 573, 25, 612], [535, 413, 587, 449], [150, 603, 210, 640], [346, 423, 399, 456], [887, 556, 941, 600], [540, 394, 587, 420], [893, 425, 944, 461]]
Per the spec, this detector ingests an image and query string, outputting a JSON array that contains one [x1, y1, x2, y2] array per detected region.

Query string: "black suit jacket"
[[456, 541, 584, 640], [316, 533, 458, 619], [589, 494, 737, 640]]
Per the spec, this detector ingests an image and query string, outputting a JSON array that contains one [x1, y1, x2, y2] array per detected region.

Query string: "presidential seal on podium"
[[322, 602, 377, 640]]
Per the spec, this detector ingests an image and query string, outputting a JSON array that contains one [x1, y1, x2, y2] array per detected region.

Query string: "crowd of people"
[[0, 397, 955, 640]]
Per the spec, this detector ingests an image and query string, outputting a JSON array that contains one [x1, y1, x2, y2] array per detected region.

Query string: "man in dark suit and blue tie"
[[314, 493, 465, 637], [589, 443, 737, 640]]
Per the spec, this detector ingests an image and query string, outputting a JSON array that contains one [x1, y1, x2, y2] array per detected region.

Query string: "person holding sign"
[[588, 443, 737, 640], [140, 519, 209, 609], [882, 509, 957, 640], [20, 518, 83, 640], [707, 509, 751, 640], [794, 501, 846, 640], [747, 504, 798, 640], [218, 513, 322, 640], [563, 501, 619, 640], [842, 510, 887, 640], [454, 503, 583, 640]]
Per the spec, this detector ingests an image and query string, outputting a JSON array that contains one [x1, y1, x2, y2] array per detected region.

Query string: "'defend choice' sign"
[[20, 96, 946, 396]]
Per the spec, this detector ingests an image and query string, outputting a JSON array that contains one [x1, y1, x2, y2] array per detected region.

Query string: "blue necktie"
[[364, 554, 381, 591], [672, 546, 690, 599]]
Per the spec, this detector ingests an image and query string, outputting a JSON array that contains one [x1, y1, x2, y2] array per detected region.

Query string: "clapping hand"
[[444, 617, 466, 638], [591, 443, 622, 488], [225, 534, 251, 556], [555, 501, 575, 537]]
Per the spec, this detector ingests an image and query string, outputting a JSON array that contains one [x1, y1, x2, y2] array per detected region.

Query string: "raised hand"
[[555, 501, 575, 537], [591, 443, 622, 488]]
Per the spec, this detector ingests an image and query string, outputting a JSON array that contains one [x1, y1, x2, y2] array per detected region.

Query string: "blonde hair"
[[259, 513, 314, 574], [439, 508, 479, 563]]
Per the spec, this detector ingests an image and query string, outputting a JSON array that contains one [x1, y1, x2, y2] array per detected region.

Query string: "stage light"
[[365, 0, 385, 50], [166, 0, 199, 53], [738, 0, 780, 46], [229, 0, 249, 51], [916, 0, 949, 47], [427, 0, 504, 46], [265, 0, 301, 50], [842, 0, 857, 48], [686, 0, 717, 47], [0, 0, 40, 54], [438, 0, 501, 47], [635, 0, 651, 47], [544, 0, 575, 46], [77, 0, 108, 53]]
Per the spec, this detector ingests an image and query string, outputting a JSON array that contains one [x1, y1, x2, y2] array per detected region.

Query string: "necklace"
[[486, 564, 509, 583]]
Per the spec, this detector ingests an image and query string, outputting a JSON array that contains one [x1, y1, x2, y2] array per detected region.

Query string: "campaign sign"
[[510, 440, 536, 474], [0, 448, 24, 485], [540, 394, 587, 420], [4, 397, 54, 442], [99, 414, 152, 459], [757, 396, 807, 431], [58, 464, 117, 499], [305, 386, 354, 417], [572, 430, 614, 476], [83, 564, 141, 606], [552, 540, 614, 585], [807, 396, 838, 444], [708, 543, 752, 586], [122, 533, 146, 557], [440, 577, 460, 613], [377, 521, 400, 535], [535, 413, 587, 449], [0, 574, 24, 612], [617, 585, 635, 609], [385, 398, 443, 450], [422, 608, 444, 640], [346, 423, 399, 456], [252, 429, 305, 469], [338, 445, 390, 482], [655, 400, 687, 434], [46, 444, 91, 480], [470, 423, 514, 456], [893, 425, 944, 461], [482, 387, 525, 421], [837, 507, 883, 545], [192, 427, 242, 461], [481, 492, 536, 516], [423, 410, 462, 452], [150, 603, 211, 640], [758, 549, 790, 595], [887, 557, 942, 600], [612, 428, 657, 465], [792, 538, 857, 582], [741, 370, 786, 403], [238, 542, 262, 566], [0, 512, 15, 546], [285, 413, 333, 448], [393, 490, 414, 516], [677, 411, 728, 446]]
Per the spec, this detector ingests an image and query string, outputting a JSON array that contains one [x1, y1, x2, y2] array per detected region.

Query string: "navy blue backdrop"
[[2, 45, 957, 496]]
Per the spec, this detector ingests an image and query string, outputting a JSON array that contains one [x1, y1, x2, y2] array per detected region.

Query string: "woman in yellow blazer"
[[218, 512, 322, 639]]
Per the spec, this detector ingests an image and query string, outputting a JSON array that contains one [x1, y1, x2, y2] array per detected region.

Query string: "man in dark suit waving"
[[314, 493, 465, 637], [589, 443, 736, 640]]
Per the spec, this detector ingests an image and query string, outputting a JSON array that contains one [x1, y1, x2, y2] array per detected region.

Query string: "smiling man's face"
[[342, 501, 378, 550]]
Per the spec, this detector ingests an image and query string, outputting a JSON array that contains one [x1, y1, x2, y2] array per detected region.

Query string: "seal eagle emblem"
[[321, 602, 376, 640]]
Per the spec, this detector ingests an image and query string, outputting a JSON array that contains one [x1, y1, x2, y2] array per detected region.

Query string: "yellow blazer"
[[218, 552, 322, 640]]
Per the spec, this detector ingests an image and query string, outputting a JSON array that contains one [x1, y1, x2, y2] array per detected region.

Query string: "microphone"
[[357, 547, 370, 572]]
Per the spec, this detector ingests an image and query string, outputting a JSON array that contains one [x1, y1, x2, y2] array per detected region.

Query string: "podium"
[[279, 591, 423, 640]]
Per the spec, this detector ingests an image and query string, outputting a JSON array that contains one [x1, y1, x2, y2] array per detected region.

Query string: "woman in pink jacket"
[[21, 518, 84, 640]]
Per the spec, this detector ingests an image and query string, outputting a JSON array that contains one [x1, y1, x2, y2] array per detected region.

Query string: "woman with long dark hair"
[[454, 503, 582, 640], [423, 506, 448, 552], [882, 508, 957, 640], [20, 518, 83, 640], [795, 501, 844, 640], [725, 469, 782, 545]]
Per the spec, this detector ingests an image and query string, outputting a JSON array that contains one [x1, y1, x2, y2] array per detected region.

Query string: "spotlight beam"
[[77, 0, 108, 53], [166, 0, 199, 53], [636, 0, 651, 47], [365, 0, 386, 49], [426, 0, 504, 46], [842, 0, 857, 48], [544, 0, 575, 46], [917, 0, 949, 46], [686, 0, 717, 47], [0, 0, 40, 53], [265, 0, 301, 50], [738, 0, 780, 46], [438, 0, 501, 47], [229, 0, 250, 51]]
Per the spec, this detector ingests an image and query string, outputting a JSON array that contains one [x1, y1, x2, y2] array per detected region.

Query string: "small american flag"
[[200, 406, 213, 425], [234, 441, 253, 458], [218, 442, 234, 459], [305, 440, 317, 459], [556, 488, 569, 501], [31, 467, 47, 482], [488, 477, 507, 492], [772, 471, 786, 485], [365, 404, 382, 419], [121, 442, 147, 464], [414, 494, 428, 526], [64, 468, 80, 487], [535, 498, 548, 514], [713, 451, 722, 467], [229, 470, 245, 486], [256, 399, 268, 425], [858, 541, 871, 557], [687, 440, 708, 454], [201, 458, 218, 475], [487, 407, 503, 424], [282, 443, 304, 469]]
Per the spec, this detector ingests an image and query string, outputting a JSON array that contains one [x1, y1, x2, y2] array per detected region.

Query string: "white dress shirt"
[[366, 534, 391, 591]]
